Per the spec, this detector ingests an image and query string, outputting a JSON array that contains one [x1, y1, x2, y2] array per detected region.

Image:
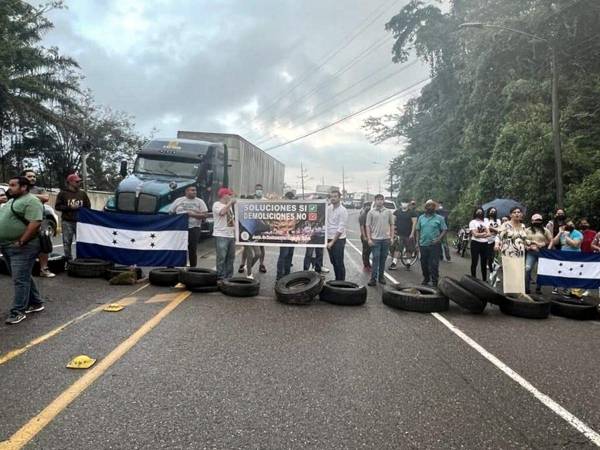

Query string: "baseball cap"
[[531, 213, 543, 222], [217, 187, 234, 198], [67, 174, 82, 183]]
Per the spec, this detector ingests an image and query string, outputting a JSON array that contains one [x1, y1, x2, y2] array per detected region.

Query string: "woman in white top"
[[469, 207, 490, 281]]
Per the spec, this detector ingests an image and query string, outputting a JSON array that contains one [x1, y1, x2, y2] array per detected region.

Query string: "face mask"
[[565, 225, 574, 232], [255, 190, 263, 198], [580, 225, 589, 230], [476, 212, 484, 219], [556, 214, 566, 221]]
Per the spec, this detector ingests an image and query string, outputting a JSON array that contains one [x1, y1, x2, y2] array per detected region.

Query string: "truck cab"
[[105, 138, 228, 236]]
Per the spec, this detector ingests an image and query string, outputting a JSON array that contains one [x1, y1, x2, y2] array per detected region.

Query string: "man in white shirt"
[[169, 185, 208, 267], [212, 187, 236, 280], [326, 190, 348, 280]]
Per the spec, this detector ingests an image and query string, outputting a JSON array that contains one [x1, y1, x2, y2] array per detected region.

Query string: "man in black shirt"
[[390, 202, 417, 270]]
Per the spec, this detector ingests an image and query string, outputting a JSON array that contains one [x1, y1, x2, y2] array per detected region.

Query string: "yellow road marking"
[[0, 284, 149, 366], [0, 290, 190, 450]]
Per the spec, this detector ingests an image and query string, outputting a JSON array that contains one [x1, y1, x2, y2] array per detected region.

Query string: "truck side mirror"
[[119, 160, 128, 177]]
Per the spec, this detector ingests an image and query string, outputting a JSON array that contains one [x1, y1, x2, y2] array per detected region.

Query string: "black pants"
[[486, 242, 495, 273], [361, 236, 371, 267], [327, 238, 346, 281], [470, 240, 488, 281], [420, 243, 441, 284], [188, 227, 201, 267], [303, 247, 323, 271]]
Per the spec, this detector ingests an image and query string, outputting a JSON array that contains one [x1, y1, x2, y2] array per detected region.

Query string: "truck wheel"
[[105, 265, 144, 281], [67, 258, 113, 278], [459, 275, 507, 306], [438, 277, 487, 313], [275, 271, 323, 305], [382, 285, 448, 313], [220, 278, 260, 297], [548, 295, 598, 320], [180, 268, 218, 288], [500, 294, 551, 319], [149, 268, 181, 287], [319, 281, 367, 306]]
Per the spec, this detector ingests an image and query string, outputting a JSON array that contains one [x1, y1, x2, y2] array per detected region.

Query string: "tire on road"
[[104, 265, 144, 281], [275, 271, 323, 305], [149, 268, 181, 287], [500, 294, 551, 319], [220, 277, 260, 297], [67, 258, 113, 278], [548, 295, 598, 320], [438, 277, 487, 314], [180, 268, 218, 288], [459, 275, 508, 306], [319, 280, 367, 306], [382, 285, 449, 313]]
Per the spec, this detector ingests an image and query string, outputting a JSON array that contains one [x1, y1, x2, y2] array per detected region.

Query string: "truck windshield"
[[134, 156, 200, 178]]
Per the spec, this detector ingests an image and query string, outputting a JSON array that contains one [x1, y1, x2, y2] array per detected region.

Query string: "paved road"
[[1, 211, 599, 449]]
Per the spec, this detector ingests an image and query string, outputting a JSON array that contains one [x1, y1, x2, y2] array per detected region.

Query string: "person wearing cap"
[[212, 187, 236, 280], [525, 213, 553, 294], [54, 173, 91, 261], [415, 199, 447, 287]]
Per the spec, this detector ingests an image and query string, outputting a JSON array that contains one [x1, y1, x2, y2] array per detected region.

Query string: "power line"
[[264, 78, 430, 151]]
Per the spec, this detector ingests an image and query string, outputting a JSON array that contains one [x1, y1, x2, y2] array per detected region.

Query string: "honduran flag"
[[76, 208, 188, 267], [537, 249, 600, 289]]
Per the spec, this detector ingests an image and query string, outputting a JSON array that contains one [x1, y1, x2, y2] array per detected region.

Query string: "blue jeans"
[[370, 239, 390, 282], [62, 220, 77, 260], [419, 243, 441, 284], [303, 247, 323, 272], [277, 247, 295, 279], [327, 238, 346, 281], [215, 237, 235, 280], [1, 240, 44, 314], [525, 251, 541, 294]]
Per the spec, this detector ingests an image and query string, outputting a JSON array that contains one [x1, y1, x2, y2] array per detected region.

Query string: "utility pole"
[[297, 162, 311, 199]]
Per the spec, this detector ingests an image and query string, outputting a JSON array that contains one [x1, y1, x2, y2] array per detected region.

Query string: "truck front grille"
[[137, 194, 157, 213], [117, 192, 136, 212]]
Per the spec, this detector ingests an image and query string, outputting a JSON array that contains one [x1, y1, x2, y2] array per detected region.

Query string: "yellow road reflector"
[[103, 304, 124, 312], [66, 355, 96, 369]]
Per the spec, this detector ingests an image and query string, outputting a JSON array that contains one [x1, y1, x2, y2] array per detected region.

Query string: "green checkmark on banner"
[[308, 204, 317, 212]]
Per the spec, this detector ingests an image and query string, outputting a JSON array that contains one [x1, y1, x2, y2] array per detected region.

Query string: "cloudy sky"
[[42, 0, 429, 194]]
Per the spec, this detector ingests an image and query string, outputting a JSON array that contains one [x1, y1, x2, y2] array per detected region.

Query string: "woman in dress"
[[494, 206, 528, 293]]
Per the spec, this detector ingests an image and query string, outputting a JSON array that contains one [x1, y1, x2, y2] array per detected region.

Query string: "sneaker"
[[259, 264, 267, 273], [247, 274, 254, 280], [378, 278, 387, 285], [25, 304, 45, 314], [39, 268, 55, 278], [238, 265, 245, 273], [320, 267, 330, 274], [367, 279, 377, 287], [6, 312, 26, 324], [421, 280, 430, 286], [552, 288, 559, 295], [389, 262, 397, 270]]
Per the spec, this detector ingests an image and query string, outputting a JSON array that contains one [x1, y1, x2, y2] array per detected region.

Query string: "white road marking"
[[345, 237, 600, 447]]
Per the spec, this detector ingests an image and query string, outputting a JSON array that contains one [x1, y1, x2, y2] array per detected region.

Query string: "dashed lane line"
[[345, 238, 600, 447], [0, 283, 150, 366], [0, 290, 191, 450]]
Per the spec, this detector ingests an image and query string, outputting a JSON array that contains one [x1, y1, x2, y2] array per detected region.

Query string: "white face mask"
[[255, 190, 263, 198]]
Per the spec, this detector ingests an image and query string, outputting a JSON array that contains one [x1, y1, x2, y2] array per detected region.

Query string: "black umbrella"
[[481, 198, 527, 219]]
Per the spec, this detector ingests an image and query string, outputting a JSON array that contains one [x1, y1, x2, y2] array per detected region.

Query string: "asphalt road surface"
[[1, 210, 599, 449]]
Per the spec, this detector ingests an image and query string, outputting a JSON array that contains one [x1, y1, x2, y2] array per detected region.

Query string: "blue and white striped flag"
[[537, 249, 600, 289], [76, 209, 188, 267]]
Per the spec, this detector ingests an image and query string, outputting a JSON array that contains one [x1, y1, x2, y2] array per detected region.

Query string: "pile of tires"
[[319, 281, 367, 306], [382, 284, 448, 313], [179, 268, 218, 292], [438, 277, 487, 314], [67, 258, 113, 278], [220, 278, 260, 297], [275, 271, 323, 305]]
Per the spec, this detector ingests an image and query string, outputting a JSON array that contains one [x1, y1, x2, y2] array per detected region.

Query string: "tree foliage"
[[365, 0, 600, 226]]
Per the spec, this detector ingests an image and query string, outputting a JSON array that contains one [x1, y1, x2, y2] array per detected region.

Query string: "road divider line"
[[346, 238, 600, 446], [0, 290, 191, 450], [0, 283, 149, 366]]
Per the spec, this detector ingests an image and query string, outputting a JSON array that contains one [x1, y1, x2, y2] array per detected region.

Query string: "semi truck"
[[105, 132, 284, 236]]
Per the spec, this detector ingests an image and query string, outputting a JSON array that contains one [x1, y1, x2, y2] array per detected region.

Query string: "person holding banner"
[[326, 190, 348, 281], [524, 213, 552, 294], [213, 187, 236, 281], [276, 191, 297, 280]]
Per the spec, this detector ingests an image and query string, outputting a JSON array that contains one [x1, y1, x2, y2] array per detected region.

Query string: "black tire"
[[33, 252, 67, 276], [220, 277, 260, 297], [500, 294, 551, 319], [459, 275, 508, 306], [149, 268, 181, 287], [382, 285, 449, 313], [105, 266, 144, 280], [438, 277, 487, 314], [275, 271, 323, 305], [319, 281, 367, 306], [547, 295, 599, 320], [189, 285, 220, 293], [180, 268, 218, 288], [67, 258, 113, 278]]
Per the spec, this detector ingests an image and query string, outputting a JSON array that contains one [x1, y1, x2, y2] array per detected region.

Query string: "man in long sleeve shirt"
[[326, 190, 348, 280]]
